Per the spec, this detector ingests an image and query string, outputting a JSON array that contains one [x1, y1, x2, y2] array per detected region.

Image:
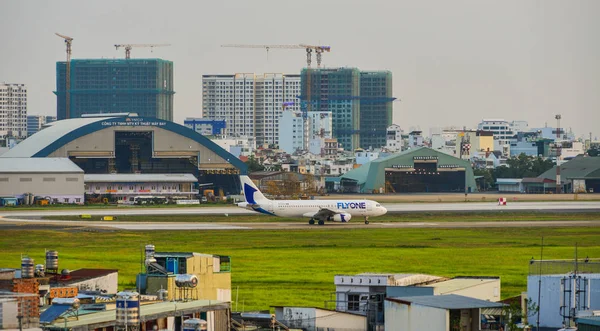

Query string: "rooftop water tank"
[[175, 274, 198, 288], [51, 298, 80, 308], [46, 250, 58, 270], [61, 269, 71, 276], [21, 257, 34, 278], [145, 244, 156, 265], [35, 264, 45, 277], [116, 291, 139, 325], [183, 318, 207, 331]]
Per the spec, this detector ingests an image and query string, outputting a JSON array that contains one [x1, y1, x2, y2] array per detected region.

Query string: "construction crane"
[[55, 33, 73, 119], [114, 44, 171, 59], [221, 44, 330, 68], [221, 44, 331, 151]]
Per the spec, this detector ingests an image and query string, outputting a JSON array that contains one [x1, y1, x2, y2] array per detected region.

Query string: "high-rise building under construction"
[[300, 68, 393, 150], [55, 59, 174, 120]]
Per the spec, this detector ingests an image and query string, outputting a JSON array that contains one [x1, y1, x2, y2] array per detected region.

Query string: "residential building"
[[455, 130, 494, 158], [26, 115, 56, 136], [408, 131, 424, 148], [0, 83, 27, 141], [278, 110, 304, 154], [301, 68, 394, 151], [386, 124, 403, 152], [477, 119, 519, 148], [184, 118, 226, 136], [211, 136, 256, 158], [279, 110, 332, 154], [55, 59, 174, 120], [202, 73, 301, 147]]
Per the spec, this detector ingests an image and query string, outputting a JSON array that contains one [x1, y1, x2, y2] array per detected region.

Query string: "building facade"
[[26, 115, 56, 137], [301, 68, 394, 151], [386, 124, 403, 152], [279, 110, 333, 154], [55, 59, 174, 120], [0, 83, 27, 140], [202, 73, 301, 147], [184, 118, 226, 136]]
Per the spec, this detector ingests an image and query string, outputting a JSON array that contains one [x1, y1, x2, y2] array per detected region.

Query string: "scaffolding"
[[55, 59, 174, 120], [299, 68, 394, 151]]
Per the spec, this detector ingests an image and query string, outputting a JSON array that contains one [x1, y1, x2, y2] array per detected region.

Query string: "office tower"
[[0, 83, 27, 140], [55, 59, 174, 120]]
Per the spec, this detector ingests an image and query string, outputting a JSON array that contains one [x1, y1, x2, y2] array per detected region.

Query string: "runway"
[[1, 201, 599, 231]]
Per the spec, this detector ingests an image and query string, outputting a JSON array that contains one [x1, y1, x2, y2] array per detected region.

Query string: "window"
[[43, 177, 56, 182], [347, 294, 360, 311], [75, 198, 81, 203], [20, 178, 32, 182], [64, 198, 69, 203], [66, 178, 78, 182]]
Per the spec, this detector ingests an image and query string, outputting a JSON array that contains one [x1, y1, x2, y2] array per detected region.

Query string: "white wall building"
[[211, 136, 255, 158], [527, 270, 600, 330], [279, 110, 305, 154], [478, 119, 519, 148], [202, 73, 300, 147], [384, 294, 504, 331], [27, 114, 56, 137], [0, 83, 28, 140], [408, 131, 424, 148], [0, 157, 84, 204], [274, 306, 366, 331], [386, 124, 403, 152], [279, 111, 332, 154]]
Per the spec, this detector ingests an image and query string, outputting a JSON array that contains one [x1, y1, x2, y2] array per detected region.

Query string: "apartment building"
[[0, 83, 27, 140], [202, 73, 301, 147]]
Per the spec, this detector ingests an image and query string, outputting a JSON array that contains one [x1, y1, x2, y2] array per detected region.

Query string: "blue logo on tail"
[[244, 183, 257, 204]]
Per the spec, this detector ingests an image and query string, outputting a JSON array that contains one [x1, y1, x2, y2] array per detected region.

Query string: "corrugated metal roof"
[[576, 316, 600, 327], [84, 174, 197, 183], [0, 158, 83, 173], [539, 155, 600, 181], [387, 294, 503, 310], [47, 299, 228, 328], [1, 117, 117, 158]]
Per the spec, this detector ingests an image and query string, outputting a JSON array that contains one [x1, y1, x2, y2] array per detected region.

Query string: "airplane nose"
[[381, 206, 388, 215]]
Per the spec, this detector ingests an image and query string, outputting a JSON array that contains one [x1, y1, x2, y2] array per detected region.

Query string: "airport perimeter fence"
[[528, 259, 600, 275]]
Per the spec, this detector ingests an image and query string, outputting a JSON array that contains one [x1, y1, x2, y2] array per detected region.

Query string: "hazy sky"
[[1, 0, 598, 138]]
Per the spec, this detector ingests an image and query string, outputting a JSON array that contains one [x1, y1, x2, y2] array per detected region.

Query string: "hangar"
[[1, 114, 247, 195], [340, 147, 477, 193], [537, 155, 600, 193]]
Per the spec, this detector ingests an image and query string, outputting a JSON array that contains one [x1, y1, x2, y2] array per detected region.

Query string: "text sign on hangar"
[[413, 156, 438, 162], [101, 117, 167, 127]]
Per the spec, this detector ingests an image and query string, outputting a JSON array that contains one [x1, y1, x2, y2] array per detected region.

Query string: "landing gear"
[[318, 220, 325, 225], [309, 219, 315, 225], [364, 216, 370, 225]]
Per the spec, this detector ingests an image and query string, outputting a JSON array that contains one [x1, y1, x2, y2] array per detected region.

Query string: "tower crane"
[[114, 44, 171, 59], [55, 33, 73, 119], [221, 44, 331, 151], [220, 44, 330, 68]]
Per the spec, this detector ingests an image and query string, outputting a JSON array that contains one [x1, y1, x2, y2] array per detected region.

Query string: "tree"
[[245, 155, 264, 172], [474, 168, 494, 190], [301, 173, 317, 195], [495, 154, 555, 179], [501, 297, 539, 331]]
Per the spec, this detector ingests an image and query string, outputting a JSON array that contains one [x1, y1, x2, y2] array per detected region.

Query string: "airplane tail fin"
[[240, 175, 269, 204]]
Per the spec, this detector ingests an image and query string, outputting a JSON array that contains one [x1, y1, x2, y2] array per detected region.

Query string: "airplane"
[[237, 175, 387, 225]]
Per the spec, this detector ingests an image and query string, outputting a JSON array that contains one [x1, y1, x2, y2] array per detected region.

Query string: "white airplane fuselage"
[[238, 199, 386, 219], [238, 175, 387, 224]]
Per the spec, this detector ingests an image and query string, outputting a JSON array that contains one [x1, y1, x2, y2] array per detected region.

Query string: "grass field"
[[1, 227, 599, 312], [40, 211, 600, 223]]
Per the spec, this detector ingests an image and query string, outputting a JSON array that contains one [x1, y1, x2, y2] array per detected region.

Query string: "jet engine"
[[332, 213, 352, 222]]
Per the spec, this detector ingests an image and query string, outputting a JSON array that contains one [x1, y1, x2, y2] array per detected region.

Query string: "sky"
[[1, 0, 598, 138]]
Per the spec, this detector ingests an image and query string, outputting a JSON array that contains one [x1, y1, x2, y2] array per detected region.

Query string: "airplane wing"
[[303, 208, 337, 220]]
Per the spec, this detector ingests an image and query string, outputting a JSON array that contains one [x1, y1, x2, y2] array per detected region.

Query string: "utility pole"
[[555, 114, 562, 194]]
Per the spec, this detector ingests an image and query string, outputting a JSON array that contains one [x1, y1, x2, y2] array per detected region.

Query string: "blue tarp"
[[40, 304, 71, 324]]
